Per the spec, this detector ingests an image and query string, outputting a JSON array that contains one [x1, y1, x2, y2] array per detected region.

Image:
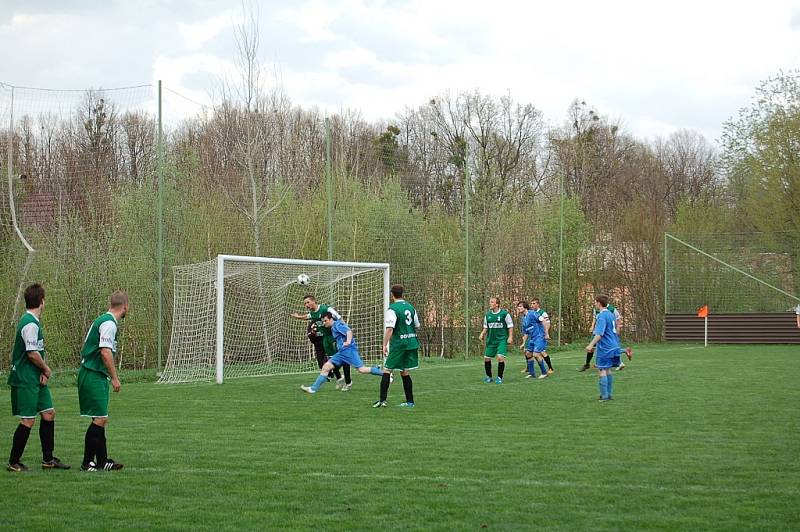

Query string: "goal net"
[[159, 255, 390, 383]]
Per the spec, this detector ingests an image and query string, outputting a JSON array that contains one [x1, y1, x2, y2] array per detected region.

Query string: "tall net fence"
[[665, 232, 800, 313], [0, 83, 159, 370], [2, 81, 679, 376]]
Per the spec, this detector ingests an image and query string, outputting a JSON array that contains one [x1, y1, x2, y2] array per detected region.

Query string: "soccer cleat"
[[6, 462, 29, 472], [537, 373, 548, 379], [101, 459, 124, 471], [300, 385, 316, 394], [525, 373, 536, 379], [578, 364, 590, 372], [616, 363, 626, 371], [547, 369, 554, 375], [495, 377, 503, 384], [340, 383, 352, 392], [598, 396, 613, 402], [520, 367, 528, 373], [81, 461, 98, 472], [483, 376, 492, 384], [335, 377, 346, 390], [42, 457, 71, 470], [625, 347, 633, 361], [399, 402, 415, 408], [372, 400, 388, 408]]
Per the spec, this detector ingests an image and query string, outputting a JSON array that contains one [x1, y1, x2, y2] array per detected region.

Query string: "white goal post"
[[159, 255, 390, 384]]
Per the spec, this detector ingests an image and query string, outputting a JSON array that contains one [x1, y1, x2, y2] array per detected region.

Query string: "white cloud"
[[178, 11, 241, 51], [2, 0, 799, 144]]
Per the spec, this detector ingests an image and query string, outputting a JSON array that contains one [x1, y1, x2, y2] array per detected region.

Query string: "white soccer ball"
[[297, 273, 310, 285]]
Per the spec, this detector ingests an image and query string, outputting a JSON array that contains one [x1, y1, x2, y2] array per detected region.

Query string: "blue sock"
[[370, 366, 382, 376], [538, 360, 547, 374], [526, 359, 535, 376], [599, 375, 608, 398], [607, 374, 614, 397], [311, 374, 328, 392]]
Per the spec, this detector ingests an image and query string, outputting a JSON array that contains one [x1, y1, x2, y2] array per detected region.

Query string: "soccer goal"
[[159, 255, 390, 384]]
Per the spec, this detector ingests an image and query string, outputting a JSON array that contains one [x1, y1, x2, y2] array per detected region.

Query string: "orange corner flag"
[[697, 305, 709, 318]]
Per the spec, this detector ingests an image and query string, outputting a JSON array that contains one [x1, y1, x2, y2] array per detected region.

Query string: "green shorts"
[[385, 347, 419, 371], [484, 340, 509, 357], [78, 367, 110, 418], [10, 385, 53, 418], [322, 335, 338, 357]]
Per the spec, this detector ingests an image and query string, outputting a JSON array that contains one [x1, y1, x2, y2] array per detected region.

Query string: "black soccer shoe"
[[7, 462, 29, 472], [42, 457, 71, 470], [101, 459, 124, 471]]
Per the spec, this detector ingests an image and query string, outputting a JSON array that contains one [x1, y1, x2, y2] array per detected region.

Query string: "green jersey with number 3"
[[389, 300, 420, 351]]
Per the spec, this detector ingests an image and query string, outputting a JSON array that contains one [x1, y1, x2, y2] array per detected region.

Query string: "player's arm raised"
[[289, 311, 308, 320]]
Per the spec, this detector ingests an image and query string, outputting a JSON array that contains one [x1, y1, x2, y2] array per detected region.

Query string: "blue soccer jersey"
[[330, 320, 358, 354], [521, 311, 536, 337], [593, 308, 621, 357], [529, 309, 549, 338]]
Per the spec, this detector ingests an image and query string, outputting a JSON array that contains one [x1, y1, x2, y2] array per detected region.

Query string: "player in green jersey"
[[373, 284, 420, 408], [77, 290, 128, 471], [479, 297, 514, 384], [6, 284, 70, 472], [290, 295, 351, 389]]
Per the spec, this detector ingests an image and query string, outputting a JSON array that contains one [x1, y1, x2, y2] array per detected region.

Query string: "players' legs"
[[483, 356, 493, 382], [596, 359, 614, 401], [524, 351, 537, 378], [8, 416, 35, 469], [496, 355, 506, 383], [533, 352, 548, 378], [377, 370, 392, 404], [400, 370, 414, 405], [542, 351, 554, 374], [8, 386, 41, 470], [579, 345, 594, 371], [39, 408, 55, 462], [342, 364, 352, 384]]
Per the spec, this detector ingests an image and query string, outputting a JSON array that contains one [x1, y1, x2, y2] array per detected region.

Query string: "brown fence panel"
[[665, 313, 800, 343]]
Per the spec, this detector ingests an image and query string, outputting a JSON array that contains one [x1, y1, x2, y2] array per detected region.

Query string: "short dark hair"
[[303, 294, 316, 302], [490, 296, 500, 305], [531, 297, 541, 305], [321, 311, 334, 320], [24, 284, 45, 309], [517, 301, 529, 310], [390, 284, 404, 298], [595, 294, 609, 308]]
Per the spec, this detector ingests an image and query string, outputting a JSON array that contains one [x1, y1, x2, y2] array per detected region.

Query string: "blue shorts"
[[595, 355, 614, 369], [329, 347, 364, 369], [531, 337, 547, 353]]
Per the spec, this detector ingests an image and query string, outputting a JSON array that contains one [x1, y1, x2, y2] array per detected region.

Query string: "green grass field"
[[1, 344, 798, 531]]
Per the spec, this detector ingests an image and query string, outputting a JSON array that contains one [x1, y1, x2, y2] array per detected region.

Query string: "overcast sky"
[[1, 0, 799, 144]]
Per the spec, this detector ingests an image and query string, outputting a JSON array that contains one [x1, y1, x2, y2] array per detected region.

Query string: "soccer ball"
[[297, 273, 310, 285]]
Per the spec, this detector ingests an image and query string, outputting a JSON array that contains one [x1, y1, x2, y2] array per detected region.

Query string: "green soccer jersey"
[[387, 299, 420, 351], [80, 312, 119, 376], [593, 304, 618, 318], [7, 311, 45, 387], [484, 309, 513, 344], [307, 304, 340, 337]]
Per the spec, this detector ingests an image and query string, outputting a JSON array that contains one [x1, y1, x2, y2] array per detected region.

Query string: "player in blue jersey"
[[517, 301, 547, 378], [585, 294, 627, 401], [300, 312, 383, 394], [529, 298, 553, 378]]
